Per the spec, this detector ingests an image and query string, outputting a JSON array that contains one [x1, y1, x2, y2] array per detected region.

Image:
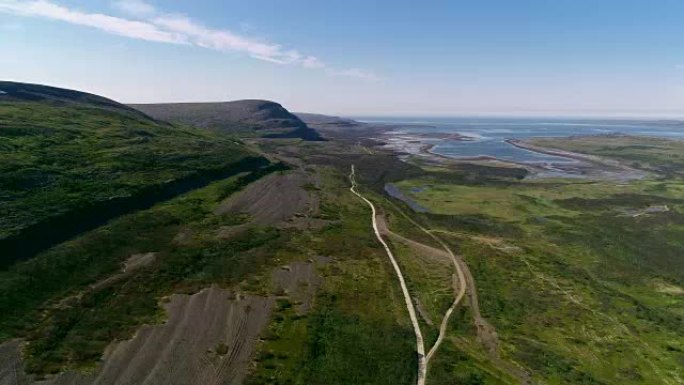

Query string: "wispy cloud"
[[0, 0, 378, 80], [0, 0, 186, 44], [151, 14, 312, 66], [112, 0, 156, 17]]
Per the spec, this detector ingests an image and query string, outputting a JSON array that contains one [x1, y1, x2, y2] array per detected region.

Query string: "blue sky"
[[2, 0, 684, 116]]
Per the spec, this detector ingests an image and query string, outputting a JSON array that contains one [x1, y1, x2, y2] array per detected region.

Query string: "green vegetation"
[[395, 178, 680, 221], [429, 338, 521, 385], [245, 167, 417, 385], [297, 294, 416, 385], [0, 84, 261, 265], [0, 149, 420, 381], [0, 165, 285, 374], [5, 85, 684, 385], [0, 87, 419, 383], [387, 148, 684, 384]]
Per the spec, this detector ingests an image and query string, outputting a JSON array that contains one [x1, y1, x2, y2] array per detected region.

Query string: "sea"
[[355, 117, 684, 164]]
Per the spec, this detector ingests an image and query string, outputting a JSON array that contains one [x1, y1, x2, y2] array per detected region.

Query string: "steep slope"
[[0, 81, 145, 116], [0, 81, 268, 267], [133, 100, 324, 140]]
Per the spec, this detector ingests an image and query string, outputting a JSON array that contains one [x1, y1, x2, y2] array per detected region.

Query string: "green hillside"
[[0, 81, 268, 266]]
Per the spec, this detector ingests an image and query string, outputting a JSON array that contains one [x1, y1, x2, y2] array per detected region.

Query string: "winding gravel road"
[[351, 165, 470, 384], [349, 165, 427, 385], [350, 165, 530, 384]]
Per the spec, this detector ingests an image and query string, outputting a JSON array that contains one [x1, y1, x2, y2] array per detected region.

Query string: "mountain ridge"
[[133, 100, 324, 140]]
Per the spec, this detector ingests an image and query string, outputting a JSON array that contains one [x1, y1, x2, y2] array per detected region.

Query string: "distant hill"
[[294, 112, 396, 143], [295, 112, 361, 128], [0, 81, 267, 265], [133, 100, 324, 141]]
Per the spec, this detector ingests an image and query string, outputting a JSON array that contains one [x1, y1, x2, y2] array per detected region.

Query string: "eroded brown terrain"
[[1, 287, 273, 385]]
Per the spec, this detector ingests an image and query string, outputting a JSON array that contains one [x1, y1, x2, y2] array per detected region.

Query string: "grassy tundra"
[[385, 136, 684, 384]]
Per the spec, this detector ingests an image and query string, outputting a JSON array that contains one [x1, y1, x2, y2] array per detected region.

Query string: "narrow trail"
[[424, 229, 499, 354], [349, 165, 427, 385], [376, 208, 466, 366], [349, 165, 533, 384], [390, 202, 532, 384], [350, 166, 467, 384], [419, 232, 466, 365]]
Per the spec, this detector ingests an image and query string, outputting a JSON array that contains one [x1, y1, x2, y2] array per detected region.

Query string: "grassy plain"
[[384, 137, 684, 384]]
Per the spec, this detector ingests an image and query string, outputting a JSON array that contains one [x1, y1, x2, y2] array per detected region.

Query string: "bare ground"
[[0, 340, 23, 385], [215, 172, 310, 224], [215, 170, 327, 236], [122, 252, 157, 273], [172, 227, 194, 245], [1, 287, 273, 385], [271, 256, 330, 314]]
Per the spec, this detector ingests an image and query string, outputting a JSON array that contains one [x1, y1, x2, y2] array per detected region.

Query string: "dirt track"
[[426, 231, 530, 384], [375, 215, 451, 266], [350, 164, 472, 385], [353, 164, 530, 384], [349, 165, 427, 385], [393, 210, 530, 384], [1, 287, 273, 385], [382, 204, 468, 369]]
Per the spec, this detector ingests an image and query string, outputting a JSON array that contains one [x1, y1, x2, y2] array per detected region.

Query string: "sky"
[[2, 0, 684, 117]]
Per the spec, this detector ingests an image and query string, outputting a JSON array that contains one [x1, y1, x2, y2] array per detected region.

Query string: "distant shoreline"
[[376, 127, 653, 181], [505, 139, 621, 167], [416, 142, 546, 171]]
